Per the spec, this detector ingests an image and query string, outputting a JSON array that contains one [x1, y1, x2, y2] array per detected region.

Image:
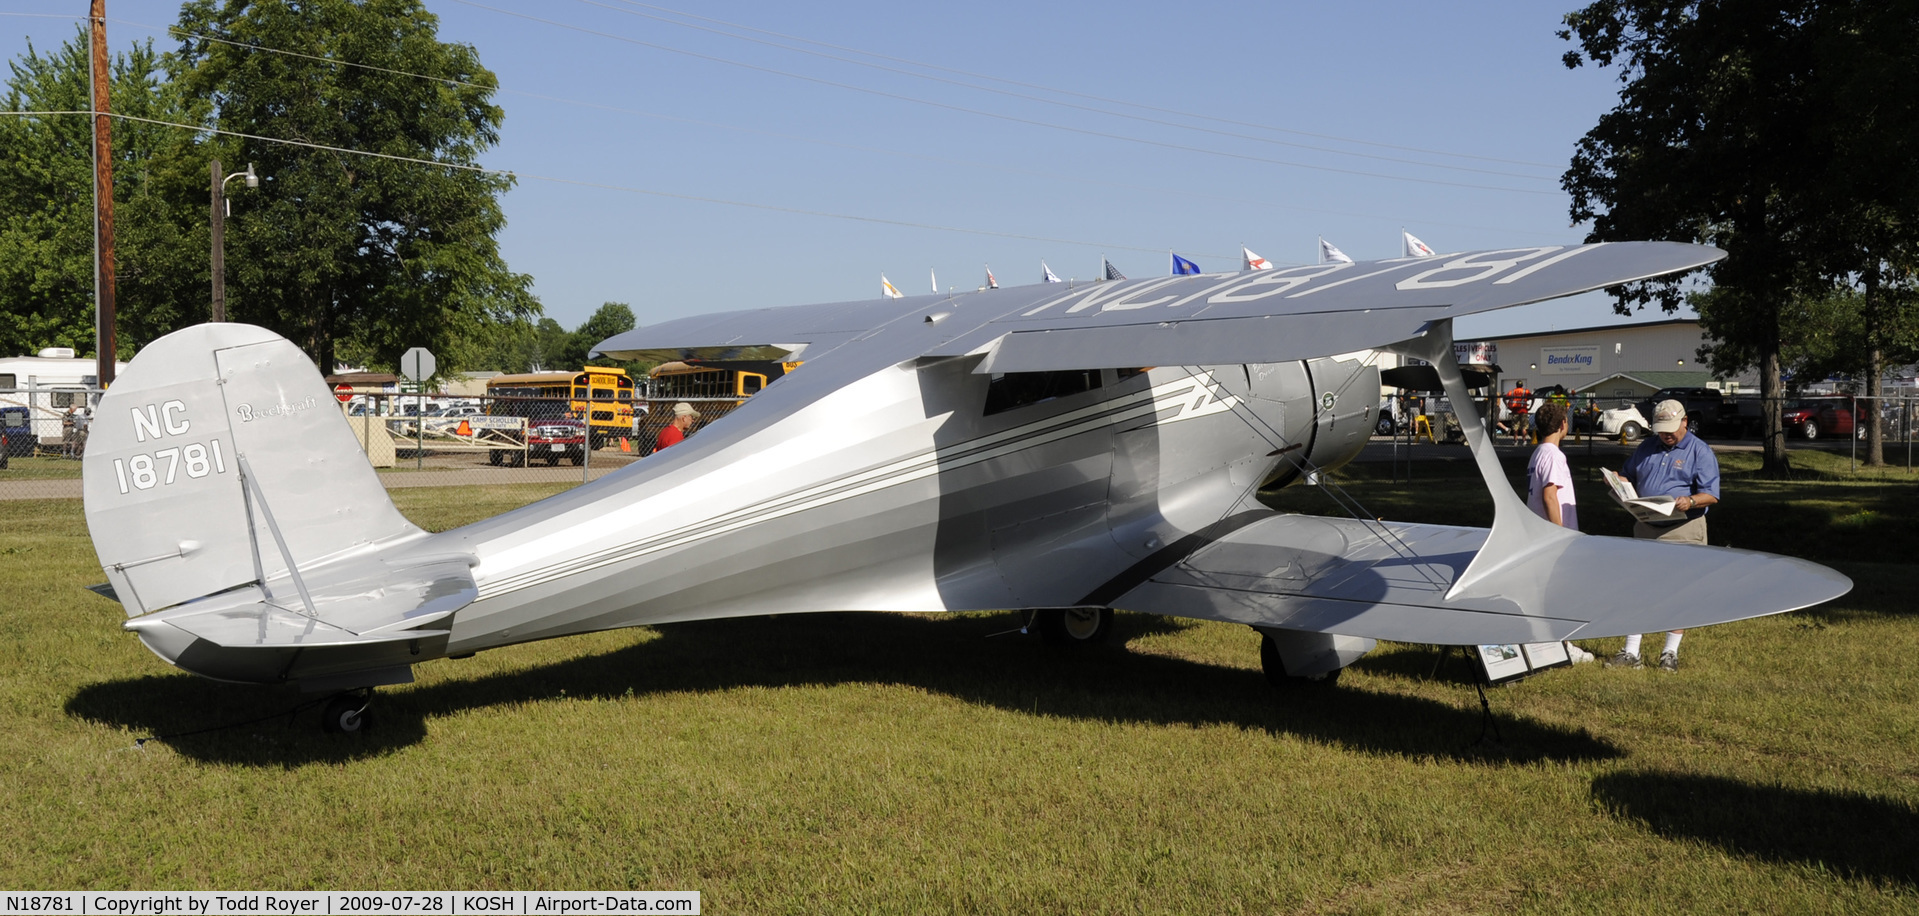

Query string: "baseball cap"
[[1651, 399, 1686, 434]]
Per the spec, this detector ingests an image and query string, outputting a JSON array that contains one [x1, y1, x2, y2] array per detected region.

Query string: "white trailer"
[[0, 348, 126, 454]]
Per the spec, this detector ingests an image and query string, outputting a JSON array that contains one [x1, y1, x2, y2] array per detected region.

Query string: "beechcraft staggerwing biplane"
[[82, 243, 1851, 731]]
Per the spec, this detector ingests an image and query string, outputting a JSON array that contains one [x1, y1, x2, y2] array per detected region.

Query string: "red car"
[[1783, 400, 1855, 440]]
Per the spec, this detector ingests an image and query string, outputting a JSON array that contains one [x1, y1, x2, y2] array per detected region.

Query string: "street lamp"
[[211, 159, 258, 322]]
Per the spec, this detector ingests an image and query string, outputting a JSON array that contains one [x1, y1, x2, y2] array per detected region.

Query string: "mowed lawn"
[[1, 449, 1915, 913]]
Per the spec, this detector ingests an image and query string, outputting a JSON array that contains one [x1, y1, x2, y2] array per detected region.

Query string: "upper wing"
[[595, 242, 1722, 369]]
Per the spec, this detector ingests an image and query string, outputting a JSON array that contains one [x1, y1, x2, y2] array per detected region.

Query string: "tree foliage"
[[0, 28, 200, 359], [566, 301, 636, 369], [1560, 1, 1919, 470], [475, 302, 639, 375], [171, 0, 538, 372]]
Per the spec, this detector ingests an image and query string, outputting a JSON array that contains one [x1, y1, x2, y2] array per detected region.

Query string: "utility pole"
[[212, 159, 225, 322], [211, 160, 257, 323], [89, 0, 117, 386]]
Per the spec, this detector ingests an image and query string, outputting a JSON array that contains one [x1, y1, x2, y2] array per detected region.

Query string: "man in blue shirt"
[[1607, 400, 1721, 672]]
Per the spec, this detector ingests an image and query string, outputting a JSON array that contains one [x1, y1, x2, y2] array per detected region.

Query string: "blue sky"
[[3, 0, 1697, 340]]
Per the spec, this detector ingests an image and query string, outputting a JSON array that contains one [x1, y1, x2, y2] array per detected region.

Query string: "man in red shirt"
[[654, 402, 699, 451]]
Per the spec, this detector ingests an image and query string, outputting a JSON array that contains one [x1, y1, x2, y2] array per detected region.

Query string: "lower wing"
[[1114, 513, 1851, 645]]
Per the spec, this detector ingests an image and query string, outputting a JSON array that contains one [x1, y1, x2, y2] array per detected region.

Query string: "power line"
[[3, 109, 1237, 259], [566, 0, 1558, 181], [442, 0, 1555, 196], [600, 0, 1562, 170], [106, 4, 1556, 180], [69, 13, 1564, 211], [8, 17, 1563, 237]]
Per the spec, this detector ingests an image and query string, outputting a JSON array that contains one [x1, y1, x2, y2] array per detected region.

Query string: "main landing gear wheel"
[[321, 693, 371, 734], [1034, 607, 1114, 649], [1260, 633, 1342, 688]]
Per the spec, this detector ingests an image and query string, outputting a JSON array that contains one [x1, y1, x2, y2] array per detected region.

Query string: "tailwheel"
[[321, 692, 372, 734], [1034, 607, 1114, 649], [1260, 633, 1342, 688]]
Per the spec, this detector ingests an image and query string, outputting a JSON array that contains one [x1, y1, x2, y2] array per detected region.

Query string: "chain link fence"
[[0, 387, 747, 500]]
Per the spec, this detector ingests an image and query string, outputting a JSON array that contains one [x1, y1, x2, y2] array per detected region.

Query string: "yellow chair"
[[1412, 414, 1435, 444]]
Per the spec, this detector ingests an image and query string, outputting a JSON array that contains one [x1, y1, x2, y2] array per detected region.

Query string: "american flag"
[[1403, 231, 1435, 258], [1103, 258, 1127, 281]]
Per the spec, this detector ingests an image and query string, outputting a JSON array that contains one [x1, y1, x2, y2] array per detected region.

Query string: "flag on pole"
[[1041, 260, 1062, 283], [931, 268, 938, 294], [882, 274, 903, 299], [1402, 230, 1435, 258], [1242, 246, 1272, 271], [1103, 258, 1126, 281], [1319, 237, 1353, 264], [1171, 252, 1201, 275], [985, 265, 998, 289]]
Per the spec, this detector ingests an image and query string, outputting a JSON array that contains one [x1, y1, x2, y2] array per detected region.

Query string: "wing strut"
[[237, 452, 321, 621], [1386, 320, 1579, 603]]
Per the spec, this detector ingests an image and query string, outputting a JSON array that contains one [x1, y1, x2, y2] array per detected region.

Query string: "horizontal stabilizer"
[[118, 550, 474, 686], [127, 554, 475, 649], [1114, 514, 1851, 645]]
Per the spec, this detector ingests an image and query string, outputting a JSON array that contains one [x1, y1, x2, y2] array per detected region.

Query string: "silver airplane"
[[82, 243, 1851, 732]]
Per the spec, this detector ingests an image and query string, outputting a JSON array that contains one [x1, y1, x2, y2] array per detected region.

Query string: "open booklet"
[[1601, 468, 1680, 522]]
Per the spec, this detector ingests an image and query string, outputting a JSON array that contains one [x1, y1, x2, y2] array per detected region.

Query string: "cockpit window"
[[983, 370, 1102, 416]]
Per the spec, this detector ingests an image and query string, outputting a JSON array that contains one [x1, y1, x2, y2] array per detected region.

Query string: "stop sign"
[[335, 384, 353, 403]]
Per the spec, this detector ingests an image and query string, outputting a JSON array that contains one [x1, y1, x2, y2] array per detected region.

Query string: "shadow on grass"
[[1593, 770, 1919, 889], [67, 611, 1621, 768]]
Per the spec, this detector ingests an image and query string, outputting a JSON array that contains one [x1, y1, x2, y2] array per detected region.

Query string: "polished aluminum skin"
[[82, 243, 1852, 689]]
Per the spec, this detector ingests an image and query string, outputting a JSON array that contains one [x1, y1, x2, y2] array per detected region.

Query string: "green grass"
[[0, 455, 85, 479], [0, 471, 1915, 912]]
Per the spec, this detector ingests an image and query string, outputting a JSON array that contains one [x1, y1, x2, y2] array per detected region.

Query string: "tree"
[[564, 302, 636, 369], [171, 0, 538, 373], [1559, 1, 1919, 472], [0, 28, 201, 358]]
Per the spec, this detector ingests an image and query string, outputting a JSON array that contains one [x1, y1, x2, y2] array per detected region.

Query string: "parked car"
[[1783, 400, 1856, 440], [1597, 404, 1651, 440], [1375, 397, 1402, 437], [1, 406, 31, 457], [491, 417, 586, 467], [1635, 387, 1735, 437]]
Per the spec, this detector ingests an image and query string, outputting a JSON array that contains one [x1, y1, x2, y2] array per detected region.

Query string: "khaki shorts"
[[1634, 515, 1708, 544]]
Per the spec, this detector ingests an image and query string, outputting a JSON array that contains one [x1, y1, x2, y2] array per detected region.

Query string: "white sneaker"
[[1566, 643, 1595, 664]]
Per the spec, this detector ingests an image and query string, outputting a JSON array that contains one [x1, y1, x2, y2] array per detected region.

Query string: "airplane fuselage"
[[428, 354, 1378, 659]]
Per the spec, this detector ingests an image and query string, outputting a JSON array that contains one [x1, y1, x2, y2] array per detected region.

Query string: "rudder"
[[83, 323, 424, 616]]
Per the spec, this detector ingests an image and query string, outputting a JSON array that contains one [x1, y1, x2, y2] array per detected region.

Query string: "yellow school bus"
[[485, 367, 635, 448], [647, 360, 801, 400]]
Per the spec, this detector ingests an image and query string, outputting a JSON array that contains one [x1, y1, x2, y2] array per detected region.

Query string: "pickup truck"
[[1634, 387, 1762, 438], [490, 418, 587, 467]]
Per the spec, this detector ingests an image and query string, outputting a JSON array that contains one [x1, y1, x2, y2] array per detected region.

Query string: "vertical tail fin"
[[83, 324, 425, 616]]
